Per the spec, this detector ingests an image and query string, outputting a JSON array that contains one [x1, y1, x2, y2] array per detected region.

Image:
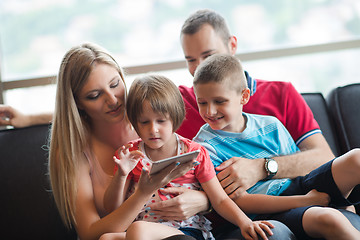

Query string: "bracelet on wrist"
[[199, 202, 213, 215]]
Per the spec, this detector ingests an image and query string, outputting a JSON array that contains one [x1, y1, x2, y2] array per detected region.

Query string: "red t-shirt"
[[177, 79, 319, 145]]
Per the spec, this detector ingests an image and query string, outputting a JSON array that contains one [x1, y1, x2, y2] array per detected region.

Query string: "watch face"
[[268, 160, 278, 173]]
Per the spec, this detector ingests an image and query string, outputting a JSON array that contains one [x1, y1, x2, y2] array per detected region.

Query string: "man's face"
[[181, 24, 231, 76]]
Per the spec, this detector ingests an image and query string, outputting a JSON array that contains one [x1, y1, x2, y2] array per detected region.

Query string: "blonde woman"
[[48, 43, 195, 240]]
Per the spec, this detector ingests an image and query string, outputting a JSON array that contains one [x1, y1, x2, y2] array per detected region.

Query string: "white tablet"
[[149, 150, 200, 175]]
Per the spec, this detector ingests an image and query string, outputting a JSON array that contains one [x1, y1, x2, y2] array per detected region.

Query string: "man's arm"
[[276, 133, 334, 179], [216, 133, 335, 199], [0, 105, 53, 128]]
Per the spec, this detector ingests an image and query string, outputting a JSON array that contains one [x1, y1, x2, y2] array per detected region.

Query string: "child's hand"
[[240, 219, 274, 240], [304, 189, 330, 207], [114, 144, 144, 176]]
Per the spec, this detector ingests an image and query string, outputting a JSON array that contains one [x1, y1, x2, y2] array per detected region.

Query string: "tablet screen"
[[149, 150, 200, 174]]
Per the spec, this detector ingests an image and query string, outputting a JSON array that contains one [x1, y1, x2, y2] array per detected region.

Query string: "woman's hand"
[[0, 105, 29, 127], [136, 159, 196, 197], [146, 187, 209, 221], [0, 105, 52, 128]]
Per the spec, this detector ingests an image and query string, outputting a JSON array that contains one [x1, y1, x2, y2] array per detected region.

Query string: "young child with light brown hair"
[[104, 74, 275, 240]]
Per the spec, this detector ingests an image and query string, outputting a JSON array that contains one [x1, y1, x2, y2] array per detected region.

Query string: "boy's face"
[[194, 81, 249, 133], [181, 24, 232, 76], [136, 100, 174, 151]]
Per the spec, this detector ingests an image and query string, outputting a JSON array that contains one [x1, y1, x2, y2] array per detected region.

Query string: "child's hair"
[[181, 9, 231, 47], [193, 54, 247, 93], [126, 74, 185, 133]]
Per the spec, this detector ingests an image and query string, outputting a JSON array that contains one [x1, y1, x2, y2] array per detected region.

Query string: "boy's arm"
[[233, 189, 330, 214]]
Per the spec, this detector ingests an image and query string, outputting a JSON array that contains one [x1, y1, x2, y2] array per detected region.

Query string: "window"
[[1, 0, 359, 113]]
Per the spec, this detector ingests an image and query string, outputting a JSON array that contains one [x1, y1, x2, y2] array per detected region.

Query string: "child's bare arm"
[[201, 177, 274, 239], [234, 189, 330, 214], [104, 144, 144, 213], [104, 171, 131, 213]]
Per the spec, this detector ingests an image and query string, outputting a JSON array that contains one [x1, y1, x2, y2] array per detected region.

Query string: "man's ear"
[[229, 36, 238, 55], [241, 88, 250, 105]]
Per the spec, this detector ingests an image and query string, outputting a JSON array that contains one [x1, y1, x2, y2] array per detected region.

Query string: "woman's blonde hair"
[[49, 42, 126, 228], [126, 74, 185, 134]]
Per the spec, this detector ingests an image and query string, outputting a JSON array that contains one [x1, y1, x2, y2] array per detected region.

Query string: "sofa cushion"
[[0, 124, 77, 240]]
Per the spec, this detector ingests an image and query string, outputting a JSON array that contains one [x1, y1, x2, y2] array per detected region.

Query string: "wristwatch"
[[264, 157, 278, 180]]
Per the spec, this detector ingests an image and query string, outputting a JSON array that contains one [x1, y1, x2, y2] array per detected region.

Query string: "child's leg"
[[126, 221, 185, 240], [332, 149, 360, 198], [303, 206, 360, 240], [99, 232, 126, 240]]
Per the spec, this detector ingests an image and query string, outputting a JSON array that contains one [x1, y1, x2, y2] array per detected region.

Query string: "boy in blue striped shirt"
[[193, 53, 360, 239]]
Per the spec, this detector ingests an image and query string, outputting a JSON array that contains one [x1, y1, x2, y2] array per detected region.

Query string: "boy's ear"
[[241, 88, 250, 105]]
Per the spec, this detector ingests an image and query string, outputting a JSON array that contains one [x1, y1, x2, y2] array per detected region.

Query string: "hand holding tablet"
[[148, 150, 200, 174]]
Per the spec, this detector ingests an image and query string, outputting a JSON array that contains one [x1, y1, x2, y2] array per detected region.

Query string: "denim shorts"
[[179, 227, 204, 240], [282, 159, 359, 207], [255, 159, 360, 239]]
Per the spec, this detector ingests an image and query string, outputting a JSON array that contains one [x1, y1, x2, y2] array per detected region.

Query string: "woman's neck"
[[89, 119, 138, 174], [91, 119, 138, 149]]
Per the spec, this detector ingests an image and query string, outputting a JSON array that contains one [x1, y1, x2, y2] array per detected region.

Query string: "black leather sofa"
[[1, 83, 359, 240]]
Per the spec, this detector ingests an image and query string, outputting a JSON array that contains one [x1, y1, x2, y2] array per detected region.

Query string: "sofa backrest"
[[327, 83, 360, 154], [301, 92, 341, 157], [0, 124, 77, 240], [0, 85, 357, 238]]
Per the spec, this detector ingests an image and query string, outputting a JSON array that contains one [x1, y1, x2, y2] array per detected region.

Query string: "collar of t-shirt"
[[244, 70, 256, 96]]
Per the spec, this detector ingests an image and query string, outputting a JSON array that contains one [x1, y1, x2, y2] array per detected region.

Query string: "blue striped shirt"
[[193, 113, 298, 198]]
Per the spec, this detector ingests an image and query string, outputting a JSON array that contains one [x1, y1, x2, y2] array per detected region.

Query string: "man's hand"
[[0, 105, 28, 127], [216, 157, 265, 199], [145, 187, 209, 221]]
